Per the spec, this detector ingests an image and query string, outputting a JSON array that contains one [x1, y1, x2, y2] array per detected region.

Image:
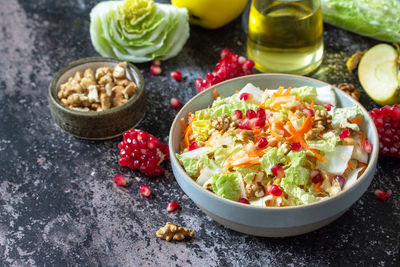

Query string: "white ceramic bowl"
[[169, 74, 378, 237]]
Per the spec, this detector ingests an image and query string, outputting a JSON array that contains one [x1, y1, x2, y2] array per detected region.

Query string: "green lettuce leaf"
[[307, 131, 341, 153], [321, 0, 400, 43], [260, 147, 286, 175], [280, 182, 322, 205], [211, 173, 241, 201], [213, 145, 242, 166], [233, 165, 261, 184], [330, 105, 363, 131], [290, 86, 317, 102], [176, 154, 210, 178]]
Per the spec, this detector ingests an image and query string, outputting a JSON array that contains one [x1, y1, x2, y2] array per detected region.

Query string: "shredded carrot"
[[235, 90, 239, 94], [298, 115, 314, 134], [310, 100, 314, 109], [179, 118, 187, 135], [266, 117, 272, 129], [212, 88, 219, 100], [361, 133, 367, 146], [358, 161, 367, 175], [349, 116, 363, 124], [344, 160, 355, 174], [184, 121, 193, 148], [271, 130, 283, 141], [310, 148, 327, 162], [282, 87, 292, 96], [315, 182, 322, 192], [252, 128, 261, 139], [259, 103, 266, 109], [249, 151, 265, 157]]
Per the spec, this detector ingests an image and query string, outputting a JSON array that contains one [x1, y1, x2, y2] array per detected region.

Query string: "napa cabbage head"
[[321, 0, 400, 42], [90, 0, 189, 62]]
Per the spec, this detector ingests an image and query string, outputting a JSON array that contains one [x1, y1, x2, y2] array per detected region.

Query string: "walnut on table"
[[156, 222, 195, 242], [334, 83, 361, 101], [57, 62, 137, 112]]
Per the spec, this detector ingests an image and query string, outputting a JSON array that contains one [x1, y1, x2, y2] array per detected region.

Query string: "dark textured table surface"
[[1, 0, 399, 266]]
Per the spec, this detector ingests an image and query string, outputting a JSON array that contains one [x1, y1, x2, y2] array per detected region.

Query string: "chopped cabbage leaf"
[[211, 173, 241, 201]]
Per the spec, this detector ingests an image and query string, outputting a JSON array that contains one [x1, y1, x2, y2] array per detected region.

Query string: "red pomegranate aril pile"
[[335, 175, 345, 189], [150, 60, 162, 75], [139, 184, 151, 197], [290, 142, 302, 151], [369, 105, 400, 157], [167, 201, 179, 212], [271, 165, 284, 178], [324, 104, 333, 111], [170, 97, 180, 108], [119, 129, 169, 177], [238, 198, 250, 204], [171, 71, 182, 81], [189, 141, 199, 151], [233, 110, 243, 120], [339, 129, 351, 140], [256, 137, 268, 149], [374, 189, 392, 201], [114, 174, 127, 186], [363, 140, 373, 154], [240, 93, 252, 101], [246, 109, 257, 119], [268, 184, 283, 196], [195, 48, 255, 92]]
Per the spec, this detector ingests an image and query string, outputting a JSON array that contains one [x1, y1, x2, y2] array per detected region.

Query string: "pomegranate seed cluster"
[[195, 48, 255, 92], [118, 129, 169, 177], [369, 105, 400, 157]]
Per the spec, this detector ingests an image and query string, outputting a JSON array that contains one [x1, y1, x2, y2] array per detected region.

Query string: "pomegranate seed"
[[290, 142, 301, 151], [139, 184, 151, 197], [246, 109, 257, 119], [335, 175, 345, 189], [256, 137, 268, 148], [312, 174, 322, 184], [220, 48, 230, 58], [189, 142, 199, 151], [363, 140, 373, 154], [339, 129, 351, 140], [150, 65, 162, 75], [374, 189, 392, 201], [170, 97, 180, 108], [271, 165, 284, 178], [152, 60, 161, 66], [171, 71, 182, 81], [167, 201, 179, 212], [303, 108, 315, 117], [256, 108, 266, 118], [240, 93, 252, 101], [255, 117, 266, 128], [243, 60, 255, 70], [113, 174, 127, 186], [233, 110, 243, 120], [268, 184, 283, 196], [324, 104, 333, 111], [238, 56, 246, 64], [118, 129, 169, 177], [238, 119, 251, 130], [238, 198, 250, 204]]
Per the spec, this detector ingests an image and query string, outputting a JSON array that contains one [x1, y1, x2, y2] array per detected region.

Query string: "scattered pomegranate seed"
[[152, 59, 161, 66], [170, 97, 180, 108], [374, 189, 392, 201], [323, 104, 333, 111], [171, 71, 182, 81], [238, 198, 250, 204], [167, 201, 179, 212], [150, 65, 162, 75], [335, 175, 345, 189], [339, 129, 351, 140], [256, 137, 268, 149], [246, 109, 257, 119], [268, 184, 283, 196], [233, 110, 243, 120], [271, 165, 284, 178], [256, 108, 266, 118], [363, 140, 373, 154], [139, 184, 151, 197], [290, 142, 302, 151], [240, 93, 252, 101], [369, 105, 400, 157], [119, 129, 169, 177], [114, 174, 127, 186], [189, 142, 199, 151], [195, 48, 255, 92], [303, 108, 315, 117]]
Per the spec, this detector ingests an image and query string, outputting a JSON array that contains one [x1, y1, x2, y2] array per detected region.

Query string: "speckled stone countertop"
[[0, 0, 399, 266]]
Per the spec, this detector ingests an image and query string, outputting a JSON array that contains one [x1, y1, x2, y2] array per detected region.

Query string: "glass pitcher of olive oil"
[[247, 0, 323, 75]]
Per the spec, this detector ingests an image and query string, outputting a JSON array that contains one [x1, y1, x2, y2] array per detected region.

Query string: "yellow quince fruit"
[[171, 0, 248, 29]]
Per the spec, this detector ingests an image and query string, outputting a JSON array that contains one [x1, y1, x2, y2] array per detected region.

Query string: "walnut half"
[[156, 222, 194, 242]]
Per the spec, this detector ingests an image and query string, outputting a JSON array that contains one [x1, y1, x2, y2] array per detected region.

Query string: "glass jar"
[[247, 0, 324, 75]]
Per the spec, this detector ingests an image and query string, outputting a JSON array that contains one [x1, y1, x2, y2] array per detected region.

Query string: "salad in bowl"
[[176, 83, 373, 207]]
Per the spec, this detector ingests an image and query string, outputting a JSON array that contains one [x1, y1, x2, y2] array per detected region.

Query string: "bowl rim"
[[48, 56, 145, 116], [169, 73, 379, 211]]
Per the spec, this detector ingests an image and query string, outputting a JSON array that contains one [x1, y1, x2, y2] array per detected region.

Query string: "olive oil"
[[247, 0, 323, 74]]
